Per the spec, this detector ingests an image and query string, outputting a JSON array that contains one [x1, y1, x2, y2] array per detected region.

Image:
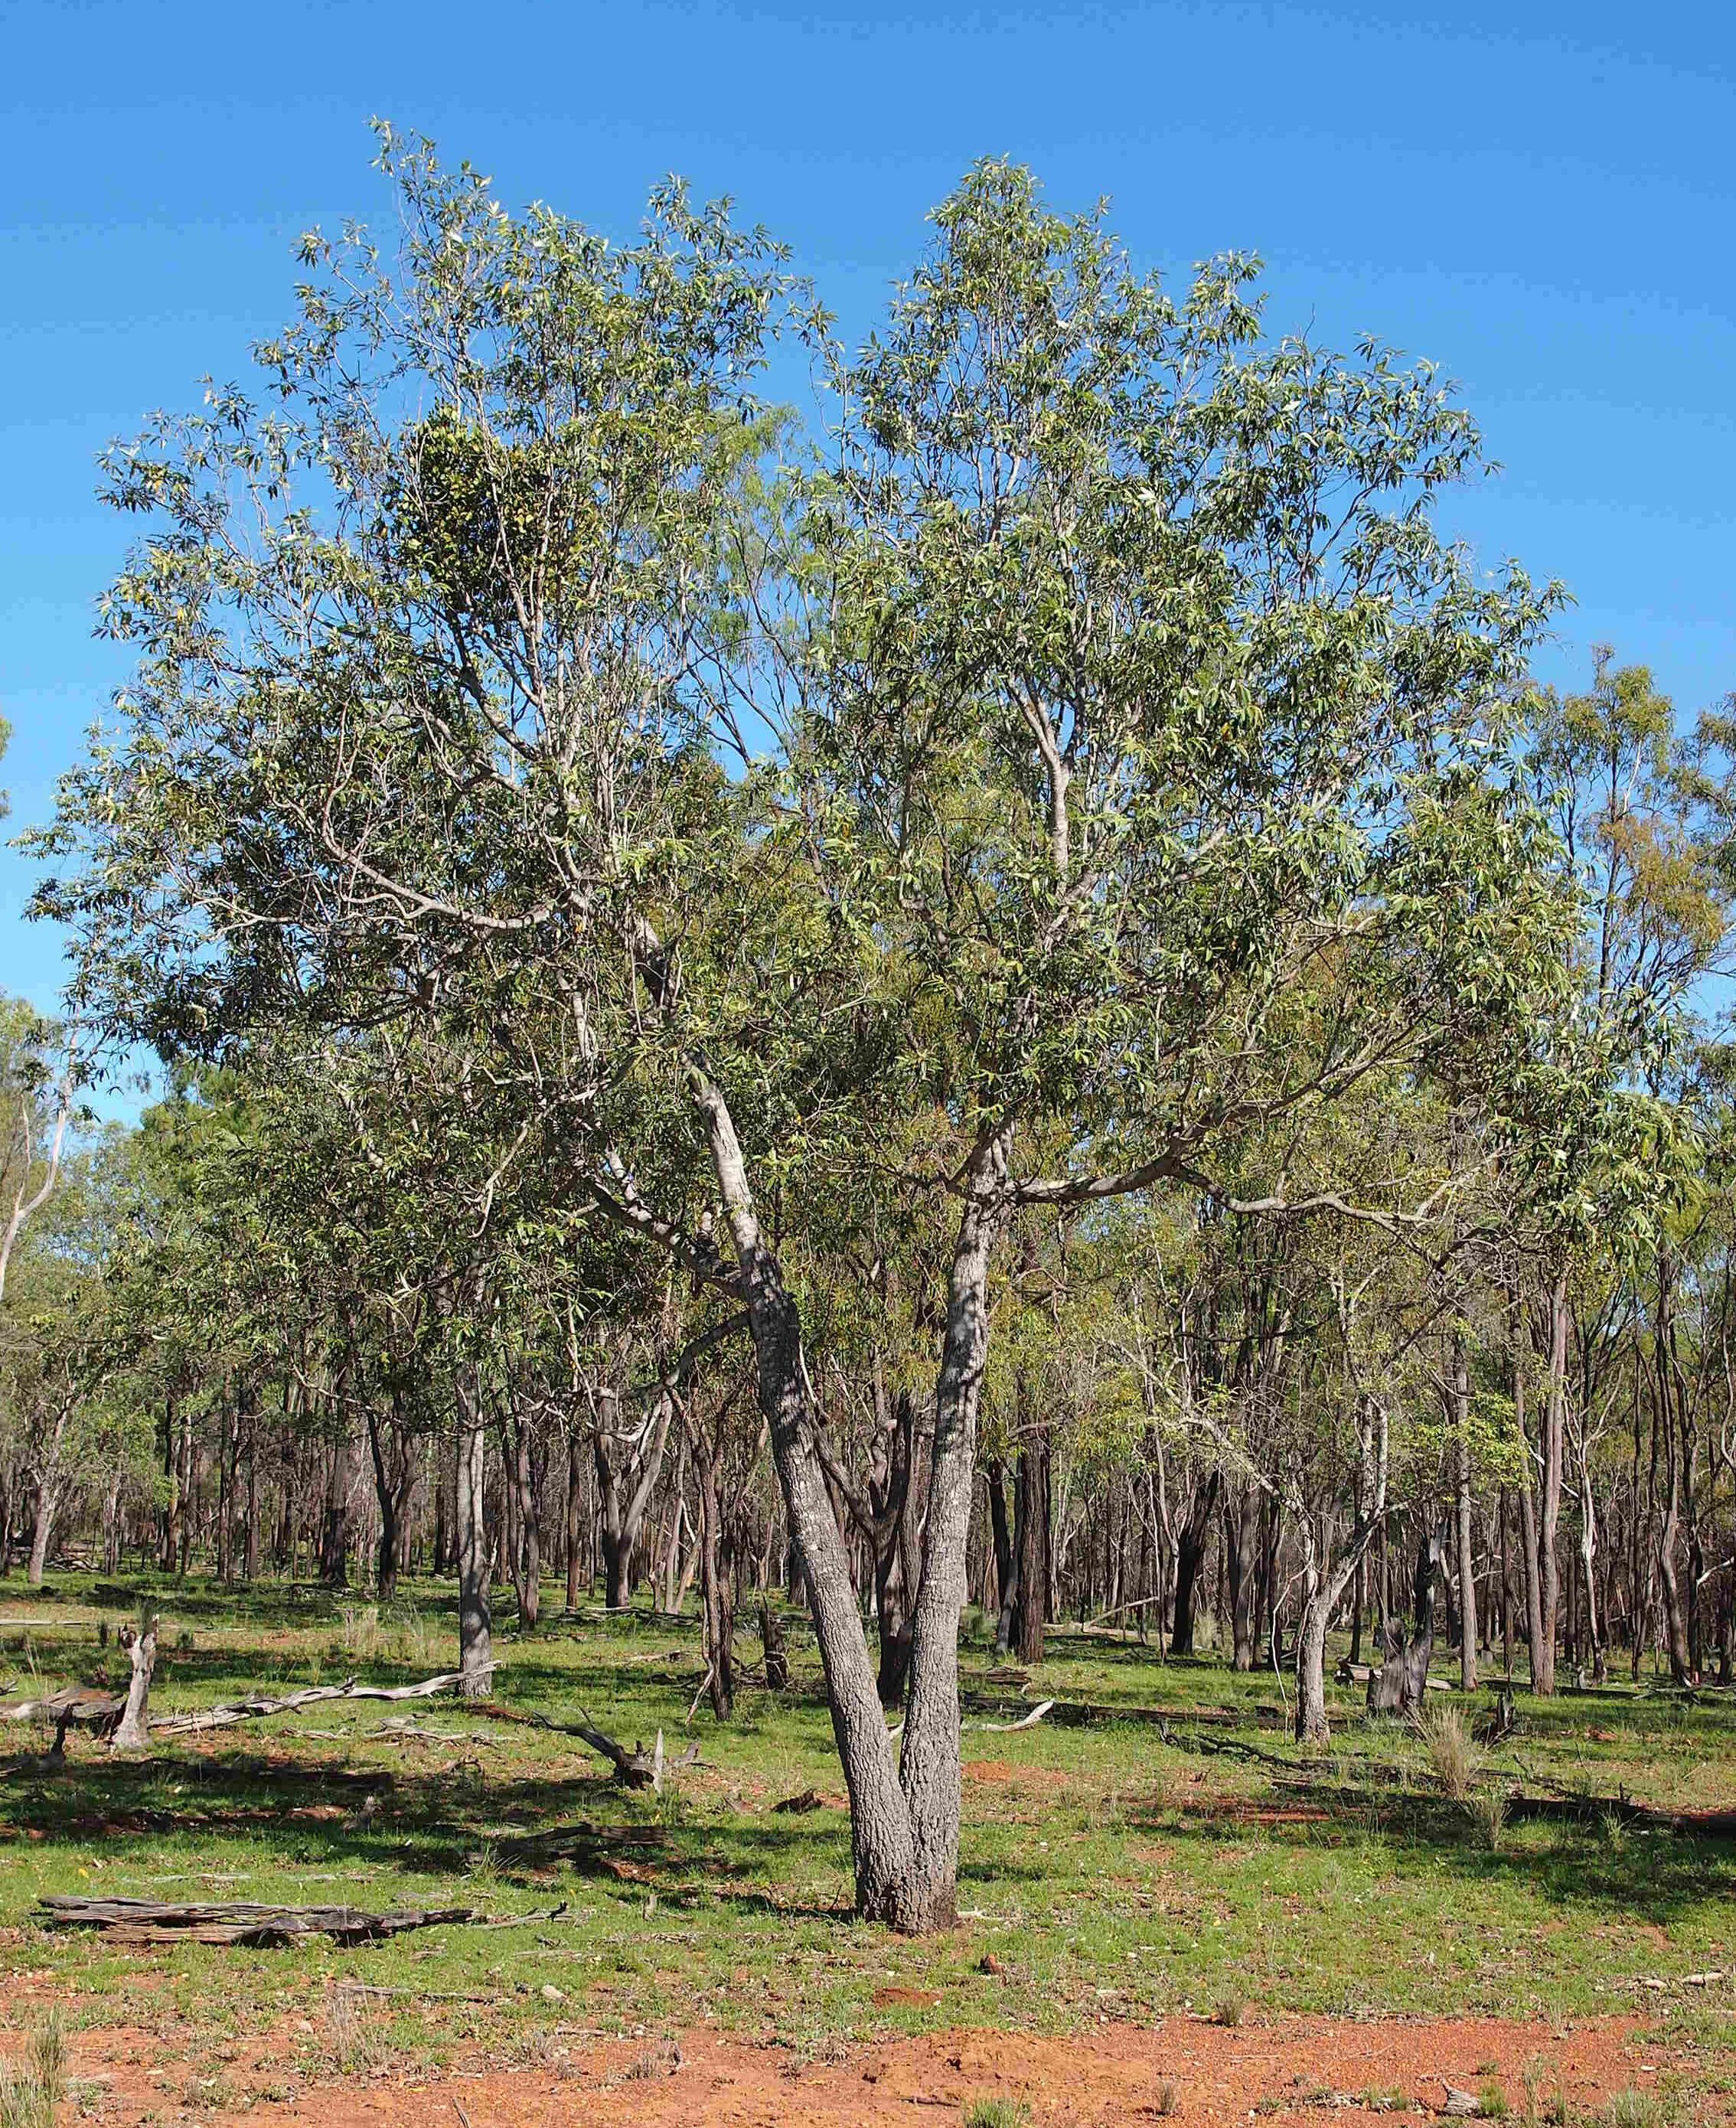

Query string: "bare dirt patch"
[[42, 2010, 1702, 2125], [962, 1758, 1074, 1791]]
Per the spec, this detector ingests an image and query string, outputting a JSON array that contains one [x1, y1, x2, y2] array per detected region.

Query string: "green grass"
[[2, 1567, 1735, 2093], [964, 2100, 1031, 2128]]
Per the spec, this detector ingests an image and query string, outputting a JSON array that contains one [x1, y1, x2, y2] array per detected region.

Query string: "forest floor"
[[1, 1575, 1734, 2124]]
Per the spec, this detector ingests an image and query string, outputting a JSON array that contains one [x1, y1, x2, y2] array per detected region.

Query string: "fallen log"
[[456, 1701, 696, 1788], [966, 1699, 1056, 1733], [148, 1666, 495, 1736], [493, 1820, 668, 1864], [1336, 1659, 1451, 1694], [37, 1895, 473, 1946], [959, 1692, 1284, 1730], [1, 1684, 126, 1756]]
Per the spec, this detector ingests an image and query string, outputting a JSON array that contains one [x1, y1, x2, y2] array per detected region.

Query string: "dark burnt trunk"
[[1170, 1470, 1222, 1656], [985, 1461, 1016, 1656]]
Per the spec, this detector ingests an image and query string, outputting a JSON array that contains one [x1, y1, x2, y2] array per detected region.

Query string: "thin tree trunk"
[[1453, 1328, 1477, 1692], [565, 1421, 585, 1612], [454, 1370, 493, 1700]]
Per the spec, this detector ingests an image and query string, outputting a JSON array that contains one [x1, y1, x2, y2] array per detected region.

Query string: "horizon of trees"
[[4, 132, 1734, 1934]]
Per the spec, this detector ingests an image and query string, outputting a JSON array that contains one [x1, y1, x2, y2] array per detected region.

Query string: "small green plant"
[[1212, 1986, 1247, 2028], [964, 2100, 1031, 2128], [182, 2071, 242, 2112], [1479, 2077, 1510, 2118], [1154, 2080, 1179, 2117], [0, 2009, 68, 2128]]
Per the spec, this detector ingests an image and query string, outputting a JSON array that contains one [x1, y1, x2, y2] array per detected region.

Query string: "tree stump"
[[110, 1610, 158, 1752], [760, 1603, 790, 1691]]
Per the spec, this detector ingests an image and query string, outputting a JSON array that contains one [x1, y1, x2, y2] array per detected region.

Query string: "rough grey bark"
[[694, 1071, 923, 1924], [454, 1368, 493, 1700], [897, 1128, 1011, 1928]]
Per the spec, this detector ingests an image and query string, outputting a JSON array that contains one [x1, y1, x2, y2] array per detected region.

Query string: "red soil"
[[41, 2009, 1708, 2125]]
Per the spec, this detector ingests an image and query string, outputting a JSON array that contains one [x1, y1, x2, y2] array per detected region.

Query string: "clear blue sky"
[[4, 0, 1733, 1117]]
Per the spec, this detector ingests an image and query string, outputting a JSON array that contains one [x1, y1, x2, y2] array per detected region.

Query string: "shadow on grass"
[[1123, 1769, 1736, 1933]]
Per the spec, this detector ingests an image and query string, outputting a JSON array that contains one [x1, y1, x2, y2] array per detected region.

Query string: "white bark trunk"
[[455, 1369, 493, 1700]]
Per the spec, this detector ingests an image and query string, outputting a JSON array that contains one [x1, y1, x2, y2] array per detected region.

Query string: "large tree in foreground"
[[35, 134, 1569, 1929]]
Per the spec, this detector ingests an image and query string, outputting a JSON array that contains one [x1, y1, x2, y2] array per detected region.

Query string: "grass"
[[0, 2011, 66, 2128], [1212, 1984, 1248, 2027], [964, 2100, 1031, 2128], [1470, 1784, 1509, 1850], [1417, 1703, 1480, 1800], [2, 1567, 1735, 2097]]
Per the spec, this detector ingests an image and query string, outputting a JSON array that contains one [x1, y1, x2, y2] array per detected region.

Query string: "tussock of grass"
[[1469, 1785, 1508, 1851], [1415, 1705, 1479, 1800], [1600, 2091, 1661, 2128], [964, 2100, 1030, 2128], [0, 2011, 67, 2128], [1212, 1985, 1248, 2028]]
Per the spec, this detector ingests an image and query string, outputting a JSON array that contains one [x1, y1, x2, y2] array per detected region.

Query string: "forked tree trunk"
[[896, 1128, 1009, 1930], [694, 1075, 1009, 1932], [594, 1382, 677, 1611]]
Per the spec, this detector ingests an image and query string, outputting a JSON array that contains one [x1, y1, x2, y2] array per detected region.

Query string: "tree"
[[33, 139, 1573, 1930]]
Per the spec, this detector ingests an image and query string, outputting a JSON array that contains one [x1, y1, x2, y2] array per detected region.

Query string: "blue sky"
[[3, 0, 1733, 1116]]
